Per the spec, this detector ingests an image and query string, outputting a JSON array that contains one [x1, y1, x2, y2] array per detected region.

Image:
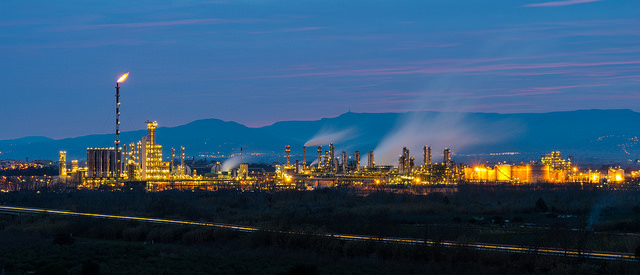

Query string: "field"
[[1, 187, 640, 274]]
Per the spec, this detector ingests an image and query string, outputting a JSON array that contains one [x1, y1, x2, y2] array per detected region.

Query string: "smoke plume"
[[304, 128, 356, 147], [372, 111, 520, 165], [222, 156, 243, 171]]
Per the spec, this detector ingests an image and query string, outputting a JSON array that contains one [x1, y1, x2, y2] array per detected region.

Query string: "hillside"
[[1, 109, 639, 165]]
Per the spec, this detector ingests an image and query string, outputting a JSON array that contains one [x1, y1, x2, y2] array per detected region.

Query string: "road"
[[0, 205, 636, 262]]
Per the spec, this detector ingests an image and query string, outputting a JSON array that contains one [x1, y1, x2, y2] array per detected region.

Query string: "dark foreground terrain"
[[1, 187, 640, 274]]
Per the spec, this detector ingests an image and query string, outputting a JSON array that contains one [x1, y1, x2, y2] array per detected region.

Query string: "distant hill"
[[1, 109, 639, 166]]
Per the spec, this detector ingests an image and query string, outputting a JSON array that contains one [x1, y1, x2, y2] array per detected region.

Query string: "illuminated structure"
[[71, 160, 78, 173], [285, 145, 291, 167], [86, 148, 120, 178], [608, 168, 625, 183], [302, 146, 306, 168], [59, 151, 67, 178], [141, 121, 170, 180], [115, 72, 129, 180], [424, 145, 431, 165], [443, 148, 451, 166], [367, 151, 375, 169], [465, 151, 578, 184]]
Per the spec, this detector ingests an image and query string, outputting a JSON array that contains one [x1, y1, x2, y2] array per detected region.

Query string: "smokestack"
[[368, 151, 375, 169], [354, 151, 360, 170], [303, 146, 306, 168], [285, 145, 291, 167], [317, 146, 322, 168]]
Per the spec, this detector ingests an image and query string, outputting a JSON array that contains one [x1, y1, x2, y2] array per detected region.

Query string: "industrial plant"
[[34, 73, 638, 192], [50, 119, 633, 193]]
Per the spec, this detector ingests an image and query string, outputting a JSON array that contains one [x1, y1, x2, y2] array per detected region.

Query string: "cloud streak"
[[524, 0, 602, 7], [49, 18, 264, 31], [242, 60, 640, 80]]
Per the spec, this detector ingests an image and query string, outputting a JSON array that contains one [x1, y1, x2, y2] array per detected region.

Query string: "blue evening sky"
[[1, 0, 638, 139]]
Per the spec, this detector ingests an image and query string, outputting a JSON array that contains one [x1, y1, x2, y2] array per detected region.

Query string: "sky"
[[1, 0, 639, 140]]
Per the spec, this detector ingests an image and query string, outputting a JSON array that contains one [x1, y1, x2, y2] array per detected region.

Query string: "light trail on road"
[[0, 205, 636, 262]]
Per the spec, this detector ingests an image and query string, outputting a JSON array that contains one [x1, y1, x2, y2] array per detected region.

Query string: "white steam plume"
[[222, 156, 242, 171], [373, 111, 519, 165], [304, 128, 356, 146]]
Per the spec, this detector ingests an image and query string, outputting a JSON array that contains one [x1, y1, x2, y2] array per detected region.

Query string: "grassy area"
[[2, 188, 640, 251], [1, 221, 639, 275]]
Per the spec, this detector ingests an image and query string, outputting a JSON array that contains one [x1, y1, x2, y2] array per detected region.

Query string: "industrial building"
[[58, 122, 629, 191]]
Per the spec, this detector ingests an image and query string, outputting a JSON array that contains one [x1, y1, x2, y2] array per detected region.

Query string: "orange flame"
[[117, 72, 129, 83]]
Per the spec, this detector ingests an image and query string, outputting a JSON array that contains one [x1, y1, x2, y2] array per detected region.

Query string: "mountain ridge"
[[1, 109, 638, 165]]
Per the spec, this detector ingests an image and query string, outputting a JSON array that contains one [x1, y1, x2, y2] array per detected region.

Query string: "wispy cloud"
[[241, 59, 640, 80], [49, 18, 264, 31], [523, 0, 602, 7], [249, 26, 325, 34]]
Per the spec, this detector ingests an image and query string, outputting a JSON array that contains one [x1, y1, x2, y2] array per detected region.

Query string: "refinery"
[[41, 119, 633, 193], [2, 73, 637, 192]]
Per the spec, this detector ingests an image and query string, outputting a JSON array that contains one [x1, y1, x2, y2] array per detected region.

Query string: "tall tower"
[[329, 143, 335, 170], [341, 151, 347, 172], [368, 151, 375, 169], [171, 148, 175, 173], [444, 148, 451, 165], [400, 147, 410, 173], [71, 160, 78, 173], [354, 151, 360, 170], [136, 141, 141, 164], [59, 151, 67, 177], [317, 146, 322, 168], [285, 145, 291, 167], [142, 121, 167, 180], [123, 144, 128, 166], [114, 73, 128, 181], [302, 146, 306, 168], [180, 146, 185, 176]]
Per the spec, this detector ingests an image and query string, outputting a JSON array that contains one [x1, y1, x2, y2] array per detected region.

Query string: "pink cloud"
[[523, 0, 602, 7]]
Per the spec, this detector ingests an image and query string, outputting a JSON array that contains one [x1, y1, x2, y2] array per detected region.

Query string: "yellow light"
[[117, 72, 129, 83]]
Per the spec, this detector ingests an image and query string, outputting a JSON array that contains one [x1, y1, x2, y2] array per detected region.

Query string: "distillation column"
[[341, 151, 347, 173], [302, 146, 306, 169], [317, 146, 322, 169], [368, 151, 375, 169], [285, 145, 291, 167]]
